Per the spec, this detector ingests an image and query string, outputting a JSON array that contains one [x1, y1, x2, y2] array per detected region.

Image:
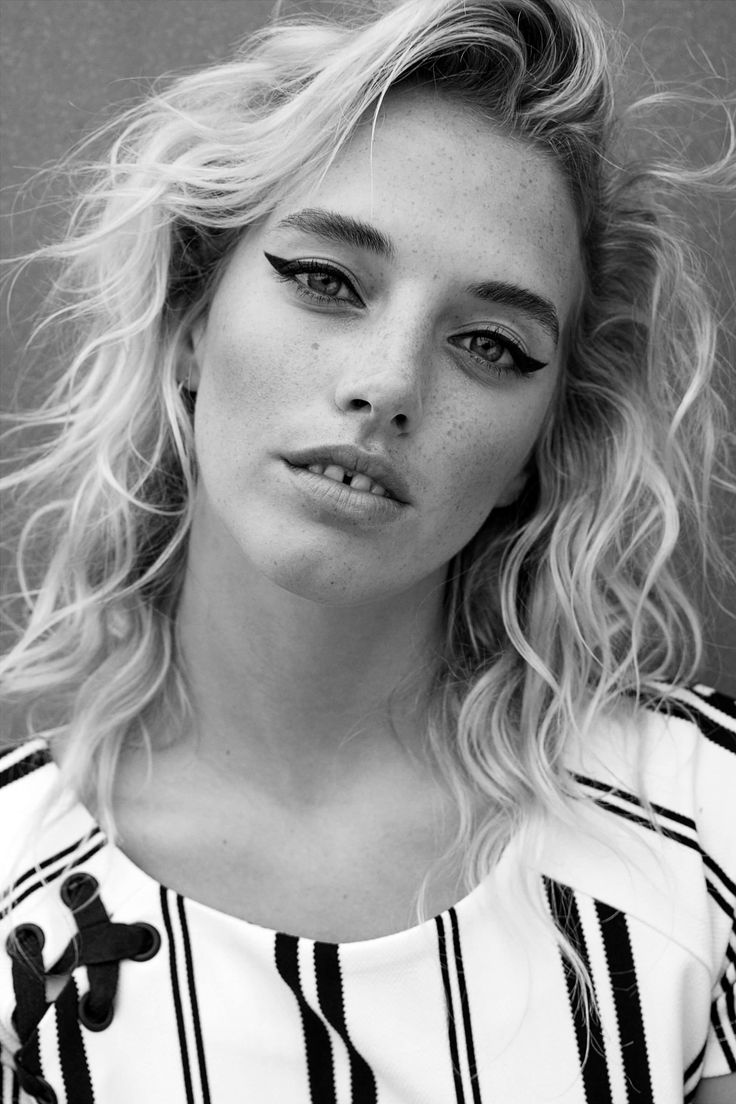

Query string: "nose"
[[333, 335, 425, 435]]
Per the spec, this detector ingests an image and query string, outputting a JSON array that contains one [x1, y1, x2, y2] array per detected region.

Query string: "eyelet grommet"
[[78, 989, 114, 1032], [130, 922, 161, 962], [60, 871, 98, 909], [6, 922, 45, 957]]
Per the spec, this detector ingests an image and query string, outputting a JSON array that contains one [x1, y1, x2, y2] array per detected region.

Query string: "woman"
[[1, 0, 734, 1100]]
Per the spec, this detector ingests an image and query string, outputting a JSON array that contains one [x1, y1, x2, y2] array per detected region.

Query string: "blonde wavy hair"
[[2, 0, 734, 956]]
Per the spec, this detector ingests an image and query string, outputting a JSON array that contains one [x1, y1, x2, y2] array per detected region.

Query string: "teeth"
[[349, 473, 373, 493], [322, 464, 346, 482], [305, 462, 390, 498]]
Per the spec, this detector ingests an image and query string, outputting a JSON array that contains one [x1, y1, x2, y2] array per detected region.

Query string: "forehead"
[[269, 88, 583, 318]]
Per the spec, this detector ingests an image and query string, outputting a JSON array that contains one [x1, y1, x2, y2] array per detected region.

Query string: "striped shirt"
[[1, 685, 734, 1103]]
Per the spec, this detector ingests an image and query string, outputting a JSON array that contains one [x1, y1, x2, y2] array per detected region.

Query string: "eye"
[[449, 330, 547, 377], [264, 252, 362, 306]]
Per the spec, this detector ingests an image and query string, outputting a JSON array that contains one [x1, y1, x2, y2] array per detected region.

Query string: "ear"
[[178, 317, 206, 391]]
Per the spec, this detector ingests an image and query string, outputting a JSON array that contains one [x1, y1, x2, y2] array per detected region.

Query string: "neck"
[[173, 524, 447, 803]]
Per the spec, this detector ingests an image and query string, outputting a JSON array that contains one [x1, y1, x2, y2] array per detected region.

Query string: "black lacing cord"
[[53, 872, 160, 1030], [7, 922, 49, 1102], [6, 871, 160, 1102]]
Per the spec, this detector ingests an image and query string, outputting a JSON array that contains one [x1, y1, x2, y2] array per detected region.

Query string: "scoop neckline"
[[40, 742, 495, 953]]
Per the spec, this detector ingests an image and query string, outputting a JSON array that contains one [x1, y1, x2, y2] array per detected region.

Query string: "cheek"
[[433, 391, 549, 505], [197, 315, 304, 433]]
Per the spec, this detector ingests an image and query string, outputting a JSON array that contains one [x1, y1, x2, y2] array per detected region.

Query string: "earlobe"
[[178, 318, 206, 391]]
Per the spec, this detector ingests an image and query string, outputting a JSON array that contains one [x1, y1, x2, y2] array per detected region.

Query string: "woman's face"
[[188, 90, 581, 606]]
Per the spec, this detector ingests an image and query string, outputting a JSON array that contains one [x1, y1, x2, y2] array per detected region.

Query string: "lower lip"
[[283, 462, 406, 525]]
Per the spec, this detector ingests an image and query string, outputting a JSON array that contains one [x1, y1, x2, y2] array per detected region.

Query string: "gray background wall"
[[1, 0, 734, 693]]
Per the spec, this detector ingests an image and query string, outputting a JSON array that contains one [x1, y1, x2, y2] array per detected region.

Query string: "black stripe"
[[275, 933, 335, 1104], [593, 799, 700, 850], [726, 938, 736, 971], [684, 1041, 706, 1083], [544, 879, 612, 1104], [703, 852, 736, 902], [160, 887, 195, 1104], [707, 879, 733, 919], [594, 902, 654, 1099], [0, 747, 51, 790], [176, 896, 211, 1104], [448, 909, 482, 1104], [719, 963, 736, 1071], [580, 794, 736, 915], [701, 689, 736, 723], [725, 969, 736, 1068], [658, 696, 736, 756], [435, 914, 465, 1104], [574, 774, 697, 833], [55, 975, 95, 1104], [710, 999, 736, 1072], [8, 836, 106, 912], [4, 835, 100, 900], [313, 942, 377, 1103], [577, 772, 736, 905]]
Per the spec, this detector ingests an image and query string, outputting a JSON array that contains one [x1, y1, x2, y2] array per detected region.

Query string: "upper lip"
[[283, 444, 411, 504]]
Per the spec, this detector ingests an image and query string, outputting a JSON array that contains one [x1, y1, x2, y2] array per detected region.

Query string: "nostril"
[[348, 398, 371, 411], [392, 412, 408, 429]]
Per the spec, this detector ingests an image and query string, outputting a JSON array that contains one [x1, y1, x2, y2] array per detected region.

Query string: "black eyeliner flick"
[[263, 251, 290, 273]]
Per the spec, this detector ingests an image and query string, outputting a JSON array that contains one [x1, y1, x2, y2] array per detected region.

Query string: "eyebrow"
[[273, 208, 396, 262], [465, 280, 560, 345], [273, 207, 560, 345]]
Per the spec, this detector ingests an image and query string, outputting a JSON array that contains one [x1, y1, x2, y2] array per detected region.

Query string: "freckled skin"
[[188, 89, 582, 607]]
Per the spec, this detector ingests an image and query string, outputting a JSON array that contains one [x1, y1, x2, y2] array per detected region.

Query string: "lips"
[[283, 445, 411, 504], [304, 462, 390, 498]]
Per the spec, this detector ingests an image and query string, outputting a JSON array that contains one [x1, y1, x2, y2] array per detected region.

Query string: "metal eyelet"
[[60, 871, 98, 909], [6, 922, 45, 957], [130, 922, 161, 962], [78, 989, 114, 1032]]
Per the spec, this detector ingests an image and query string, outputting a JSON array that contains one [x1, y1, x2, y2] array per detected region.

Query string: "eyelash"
[[263, 252, 548, 377], [264, 253, 362, 306], [449, 331, 547, 377]]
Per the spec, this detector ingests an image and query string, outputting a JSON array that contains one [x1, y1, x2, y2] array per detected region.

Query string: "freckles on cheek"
[[442, 408, 543, 517]]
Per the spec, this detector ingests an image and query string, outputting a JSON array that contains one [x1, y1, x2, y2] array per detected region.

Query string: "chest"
[[112, 766, 466, 942]]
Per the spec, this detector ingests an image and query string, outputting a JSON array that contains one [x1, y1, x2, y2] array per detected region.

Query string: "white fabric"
[[1, 685, 734, 1103]]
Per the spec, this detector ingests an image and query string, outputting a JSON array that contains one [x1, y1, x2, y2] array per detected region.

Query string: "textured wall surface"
[[1, 0, 734, 691]]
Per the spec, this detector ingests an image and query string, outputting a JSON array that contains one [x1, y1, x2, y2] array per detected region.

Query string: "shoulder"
[[551, 684, 736, 972], [0, 739, 55, 841], [641, 683, 736, 754], [0, 739, 52, 788], [0, 740, 101, 904], [642, 685, 736, 902], [572, 683, 736, 809], [635, 684, 736, 852], [577, 683, 736, 857], [0, 740, 57, 894]]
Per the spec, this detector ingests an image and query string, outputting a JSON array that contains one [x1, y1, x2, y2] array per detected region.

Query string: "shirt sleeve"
[[685, 686, 736, 1078]]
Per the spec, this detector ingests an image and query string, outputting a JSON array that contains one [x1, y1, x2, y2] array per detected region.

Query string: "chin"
[[261, 556, 402, 608]]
